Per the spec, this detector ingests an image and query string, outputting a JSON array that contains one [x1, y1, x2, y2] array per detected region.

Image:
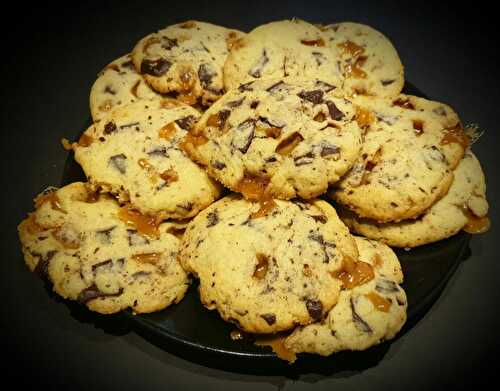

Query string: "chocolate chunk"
[[119, 122, 140, 129], [104, 121, 117, 134], [320, 143, 340, 157], [266, 80, 286, 93], [161, 37, 178, 50], [238, 81, 254, 92], [315, 80, 336, 92], [104, 85, 116, 95], [305, 299, 323, 321], [208, 109, 230, 128], [226, 97, 245, 108], [198, 63, 216, 88], [175, 115, 197, 130], [250, 100, 259, 109], [206, 211, 219, 227], [121, 60, 135, 70], [140, 58, 172, 76], [310, 214, 327, 223], [381, 79, 395, 86], [91, 259, 112, 273], [375, 279, 399, 294], [312, 51, 326, 66], [264, 156, 277, 163], [127, 229, 150, 246], [350, 298, 373, 333], [108, 154, 127, 174], [34, 250, 57, 279], [248, 49, 269, 78], [78, 284, 124, 304], [260, 313, 276, 325], [147, 146, 168, 157], [326, 101, 344, 120], [294, 152, 315, 166], [212, 161, 226, 170], [259, 116, 286, 128], [231, 119, 255, 153], [275, 132, 304, 155], [392, 98, 415, 110], [96, 227, 115, 243], [297, 90, 324, 104]]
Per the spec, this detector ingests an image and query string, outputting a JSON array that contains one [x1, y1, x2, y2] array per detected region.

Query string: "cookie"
[[340, 151, 490, 247], [17, 182, 189, 314], [72, 100, 222, 219], [319, 22, 404, 97], [331, 94, 468, 222], [132, 20, 244, 106], [178, 195, 360, 334], [284, 236, 407, 356], [90, 54, 163, 122], [182, 77, 363, 200], [224, 19, 342, 91]]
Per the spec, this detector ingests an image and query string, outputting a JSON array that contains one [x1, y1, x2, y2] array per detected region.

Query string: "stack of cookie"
[[18, 19, 489, 361]]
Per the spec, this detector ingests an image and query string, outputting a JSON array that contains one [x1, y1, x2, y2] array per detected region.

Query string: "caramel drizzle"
[[365, 291, 392, 312], [440, 124, 470, 150], [461, 205, 490, 234], [118, 206, 161, 240], [331, 254, 375, 289], [35, 192, 66, 213], [254, 334, 297, 363]]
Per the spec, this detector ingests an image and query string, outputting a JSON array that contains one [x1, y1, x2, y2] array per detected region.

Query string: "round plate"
[[60, 82, 471, 369]]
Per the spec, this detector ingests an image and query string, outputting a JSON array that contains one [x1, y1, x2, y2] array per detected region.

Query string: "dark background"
[[1, 1, 499, 389]]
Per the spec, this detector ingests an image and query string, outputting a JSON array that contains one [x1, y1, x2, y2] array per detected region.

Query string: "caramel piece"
[[265, 127, 282, 139], [251, 193, 277, 219], [313, 112, 326, 122], [118, 206, 160, 239], [158, 122, 177, 140], [345, 56, 367, 79], [159, 169, 179, 184], [179, 132, 209, 156], [300, 38, 325, 47], [137, 158, 154, 171], [226, 32, 242, 51], [206, 110, 230, 128], [255, 334, 297, 363], [178, 91, 198, 106], [461, 205, 490, 234], [235, 173, 270, 201], [166, 226, 186, 239], [355, 107, 375, 128], [337, 40, 365, 57], [61, 138, 73, 151], [440, 123, 470, 150], [180, 21, 196, 29], [365, 291, 392, 312], [392, 98, 415, 110], [25, 214, 44, 234], [303, 264, 312, 277], [160, 98, 183, 109], [331, 254, 375, 289], [275, 132, 304, 155], [35, 191, 66, 213], [106, 63, 120, 72], [253, 253, 269, 279], [98, 99, 113, 113], [77, 134, 94, 147], [413, 119, 424, 135], [132, 252, 162, 264]]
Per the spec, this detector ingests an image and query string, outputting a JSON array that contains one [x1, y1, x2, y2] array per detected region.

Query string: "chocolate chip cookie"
[[17, 182, 190, 314], [132, 20, 244, 106], [284, 236, 407, 356], [182, 77, 363, 200], [73, 100, 222, 220], [340, 151, 489, 247], [178, 195, 359, 334], [331, 94, 467, 222]]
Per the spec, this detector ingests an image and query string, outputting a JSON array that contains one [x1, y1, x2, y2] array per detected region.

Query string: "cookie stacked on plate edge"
[[18, 19, 490, 363]]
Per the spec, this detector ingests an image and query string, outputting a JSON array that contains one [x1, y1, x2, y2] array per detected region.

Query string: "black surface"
[[2, 1, 499, 390]]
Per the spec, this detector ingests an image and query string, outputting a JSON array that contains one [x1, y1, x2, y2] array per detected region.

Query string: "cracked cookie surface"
[[17, 182, 189, 314], [284, 236, 407, 356], [132, 20, 244, 106], [182, 77, 363, 200], [178, 195, 358, 333], [340, 151, 489, 247], [331, 94, 467, 222], [73, 100, 221, 219]]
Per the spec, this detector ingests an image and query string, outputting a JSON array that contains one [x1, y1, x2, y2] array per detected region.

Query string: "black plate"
[[61, 82, 471, 368]]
